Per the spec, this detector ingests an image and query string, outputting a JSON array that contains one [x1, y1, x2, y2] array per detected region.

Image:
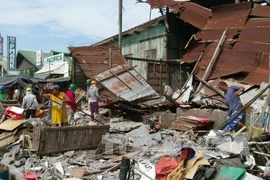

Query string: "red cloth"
[[155, 156, 179, 180], [65, 90, 76, 111]]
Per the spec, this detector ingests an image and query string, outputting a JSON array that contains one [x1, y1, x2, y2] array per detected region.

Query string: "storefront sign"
[[7, 36, 16, 70], [44, 53, 64, 64], [36, 49, 42, 66]]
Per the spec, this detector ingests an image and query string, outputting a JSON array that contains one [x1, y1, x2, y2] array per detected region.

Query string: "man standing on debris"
[[86, 79, 91, 111], [162, 82, 173, 99], [43, 85, 70, 126], [65, 84, 78, 125], [88, 80, 102, 119], [218, 81, 245, 131], [21, 87, 38, 119]]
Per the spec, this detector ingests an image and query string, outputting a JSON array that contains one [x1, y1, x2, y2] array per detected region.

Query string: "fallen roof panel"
[[147, 0, 177, 8], [243, 53, 269, 84], [69, 46, 126, 78], [170, 2, 212, 29], [250, 4, 270, 18], [233, 41, 270, 54], [245, 18, 270, 28], [206, 2, 251, 29], [195, 28, 242, 42], [194, 49, 263, 84], [238, 27, 270, 43], [94, 64, 160, 102]]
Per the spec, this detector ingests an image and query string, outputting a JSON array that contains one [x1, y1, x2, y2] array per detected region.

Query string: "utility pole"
[[118, 0, 123, 52]]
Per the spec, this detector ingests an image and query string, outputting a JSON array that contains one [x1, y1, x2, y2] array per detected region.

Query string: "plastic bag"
[[155, 156, 179, 180]]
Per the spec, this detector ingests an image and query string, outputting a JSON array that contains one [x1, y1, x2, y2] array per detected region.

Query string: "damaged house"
[[146, 1, 270, 130]]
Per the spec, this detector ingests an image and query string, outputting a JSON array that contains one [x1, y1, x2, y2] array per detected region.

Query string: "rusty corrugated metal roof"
[[243, 53, 269, 85], [147, 0, 177, 8], [206, 3, 251, 29], [170, 2, 212, 29], [94, 64, 160, 102], [182, 2, 270, 85], [238, 27, 270, 43], [250, 4, 270, 18], [233, 41, 270, 54], [69, 46, 126, 78], [245, 18, 270, 28], [195, 28, 241, 42], [195, 49, 262, 79]]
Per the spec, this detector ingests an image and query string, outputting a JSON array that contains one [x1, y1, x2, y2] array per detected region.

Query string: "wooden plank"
[[36, 125, 109, 155], [0, 119, 26, 131]]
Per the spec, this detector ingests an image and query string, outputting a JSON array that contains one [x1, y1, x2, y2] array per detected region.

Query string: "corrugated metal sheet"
[[250, 4, 270, 18], [182, 3, 270, 85], [195, 28, 241, 42], [196, 49, 262, 80], [206, 3, 251, 29], [147, 0, 177, 8], [245, 18, 270, 28], [238, 27, 270, 43], [243, 53, 269, 85], [170, 2, 212, 29], [122, 37, 166, 79], [69, 46, 126, 78], [233, 41, 270, 54], [94, 64, 160, 102], [32, 125, 109, 155]]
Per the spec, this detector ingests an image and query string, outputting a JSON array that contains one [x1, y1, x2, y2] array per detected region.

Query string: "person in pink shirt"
[[65, 84, 77, 125]]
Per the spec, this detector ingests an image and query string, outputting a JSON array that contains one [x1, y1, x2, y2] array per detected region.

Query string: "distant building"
[[93, 15, 197, 93], [16, 50, 72, 78]]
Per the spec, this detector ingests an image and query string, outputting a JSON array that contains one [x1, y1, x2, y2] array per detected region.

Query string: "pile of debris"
[[1, 117, 270, 179]]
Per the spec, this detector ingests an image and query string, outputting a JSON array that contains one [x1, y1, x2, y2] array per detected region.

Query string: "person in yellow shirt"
[[43, 85, 71, 126]]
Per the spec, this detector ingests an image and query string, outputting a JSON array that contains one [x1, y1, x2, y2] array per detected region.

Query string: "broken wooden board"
[[0, 130, 17, 148], [33, 125, 110, 155], [0, 119, 26, 131]]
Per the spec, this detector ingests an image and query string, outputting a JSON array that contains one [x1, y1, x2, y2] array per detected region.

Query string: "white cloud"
[[0, 0, 161, 39]]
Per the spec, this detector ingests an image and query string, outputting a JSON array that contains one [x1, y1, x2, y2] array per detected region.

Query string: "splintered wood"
[[170, 116, 213, 132]]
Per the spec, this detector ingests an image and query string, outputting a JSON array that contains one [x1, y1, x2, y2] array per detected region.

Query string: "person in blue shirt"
[[218, 81, 245, 131]]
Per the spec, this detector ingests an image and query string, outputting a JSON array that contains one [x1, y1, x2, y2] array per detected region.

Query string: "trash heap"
[[0, 116, 269, 180]]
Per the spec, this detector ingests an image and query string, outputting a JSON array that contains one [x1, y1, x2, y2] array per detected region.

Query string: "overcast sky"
[[0, 0, 160, 56]]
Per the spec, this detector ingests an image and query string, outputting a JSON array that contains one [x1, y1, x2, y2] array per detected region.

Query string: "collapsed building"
[[0, 1, 270, 179]]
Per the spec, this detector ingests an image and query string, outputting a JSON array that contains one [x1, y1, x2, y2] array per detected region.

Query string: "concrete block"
[[158, 112, 176, 128]]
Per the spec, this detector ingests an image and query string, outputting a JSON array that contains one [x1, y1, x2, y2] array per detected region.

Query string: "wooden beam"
[[109, 70, 133, 90], [195, 76, 224, 99], [125, 57, 167, 63], [180, 52, 203, 92]]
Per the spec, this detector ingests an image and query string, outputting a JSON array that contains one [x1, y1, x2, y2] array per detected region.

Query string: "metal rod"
[[109, 70, 132, 90], [118, 0, 123, 52], [121, 65, 143, 85]]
